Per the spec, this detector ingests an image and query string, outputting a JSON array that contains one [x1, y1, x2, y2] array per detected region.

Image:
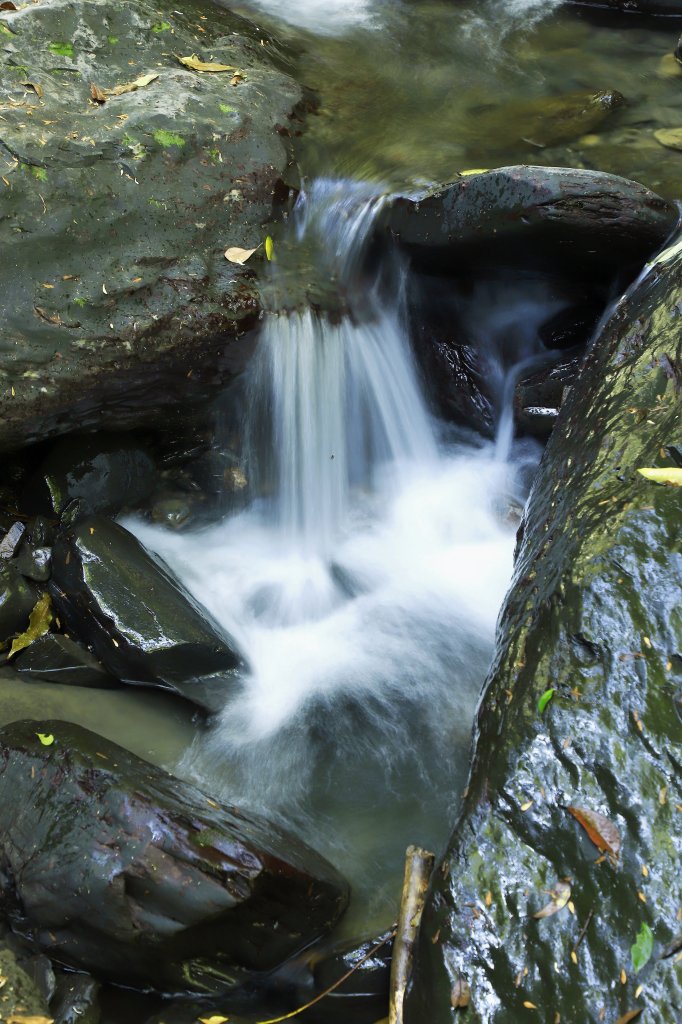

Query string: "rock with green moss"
[[405, 241, 682, 1021], [0, 945, 52, 1021], [0, 0, 301, 453], [0, 719, 350, 994]]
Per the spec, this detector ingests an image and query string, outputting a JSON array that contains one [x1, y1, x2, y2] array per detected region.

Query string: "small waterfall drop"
[[129, 177, 535, 931]]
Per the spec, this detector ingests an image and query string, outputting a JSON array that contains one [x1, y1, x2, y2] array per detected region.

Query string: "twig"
[[573, 908, 594, 953], [389, 845, 435, 1024]]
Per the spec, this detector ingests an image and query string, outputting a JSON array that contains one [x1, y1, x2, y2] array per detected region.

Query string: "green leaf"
[[631, 923, 654, 973], [49, 41, 74, 58], [265, 235, 274, 262], [153, 129, 185, 148], [637, 467, 682, 486], [108, 35, 119, 45], [152, 21, 171, 32], [8, 592, 52, 659], [36, 732, 55, 746], [538, 688, 555, 714]]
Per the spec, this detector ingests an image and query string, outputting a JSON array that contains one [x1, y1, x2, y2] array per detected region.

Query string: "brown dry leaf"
[[90, 82, 107, 103], [21, 80, 43, 98], [177, 54, 237, 73], [34, 306, 81, 329], [230, 73, 245, 86], [615, 1012, 643, 1024], [567, 806, 621, 858], [224, 245, 259, 265], [451, 977, 471, 1008], [533, 880, 571, 920], [0, 1, 17, 9], [109, 73, 159, 97]]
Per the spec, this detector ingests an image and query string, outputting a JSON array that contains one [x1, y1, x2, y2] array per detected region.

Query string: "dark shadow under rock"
[[0, 719, 350, 995]]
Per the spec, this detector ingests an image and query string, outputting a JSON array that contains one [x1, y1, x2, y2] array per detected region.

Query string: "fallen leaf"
[[567, 806, 621, 858], [109, 73, 159, 97], [450, 977, 471, 1008], [36, 733, 55, 746], [523, 1002, 538, 1009], [265, 235, 274, 261], [90, 82, 107, 103], [9, 592, 52, 659], [224, 244, 259, 265], [538, 688, 555, 714], [615, 1012, 643, 1024], [6, 1016, 54, 1024], [33, 306, 81, 329], [21, 80, 43, 98], [177, 54, 237, 73], [520, 800, 533, 812], [637, 467, 682, 486], [631, 922, 654, 973], [533, 880, 571, 919], [197, 1016, 230, 1024]]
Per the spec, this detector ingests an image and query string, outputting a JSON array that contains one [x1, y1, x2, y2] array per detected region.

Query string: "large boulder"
[[0, 719, 349, 994], [49, 516, 247, 711], [404, 240, 682, 1018], [0, 0, 301, 453], [377, 166, 678, 280]]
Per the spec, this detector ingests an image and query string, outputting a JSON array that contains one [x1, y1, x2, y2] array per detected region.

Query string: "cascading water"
[[129, 180, 542, 934]]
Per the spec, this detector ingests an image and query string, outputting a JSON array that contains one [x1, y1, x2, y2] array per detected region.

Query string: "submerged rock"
[[0, 0, 301, 454], [50, 516, 247, 711], [405, 239, 682, 1020], [0, 720, 350, 994], [378, 166, 677, 280]]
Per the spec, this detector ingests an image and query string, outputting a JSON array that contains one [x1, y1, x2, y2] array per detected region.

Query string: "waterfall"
[[128, 177, 533, 929]]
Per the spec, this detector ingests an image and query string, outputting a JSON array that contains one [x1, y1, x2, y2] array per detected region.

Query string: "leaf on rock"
[[197, 1016, 230, 1024], [0, 2, 18, 10], [21, 80, 43, 98], [90, 82, 107, 104], [567, 806, 621, 858], [533, 880, 571, 919], [637, 467, 682, 486], [224, 245, 259, 265], [451, 977, 471, 1008], [631, 923, 654, 973], [177, 54, 237, 73], [109, 73, 159, 97], [265, 235, 274, 261], [538, 688, 555, 714], [36, 733, 54, 746], [615, 1011, 643, 1024], [9, 592, 52, 659], [6, 1015, 55, 1024]]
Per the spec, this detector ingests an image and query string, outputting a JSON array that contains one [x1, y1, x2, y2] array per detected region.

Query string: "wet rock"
[[13, 515, 54, 582], [0, 0, 301, 454], [0, 719, 350, 994], [0, 522, 25, 560], [23, 432, 157, 519], [405, 241, 682, 1020], [567, 0, 682, 15], [51, 972, 101, 1024], [0, 945, 52, 1022], [49, 516, 247, 711], [303, 929, 394, 1023], [0, 561, 40, 648], [514, 352, 583, 439], [13, 632, 117, 688], [378, 166, 678, 281]]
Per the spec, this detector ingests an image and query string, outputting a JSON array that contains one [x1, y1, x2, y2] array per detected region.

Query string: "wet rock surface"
[[49, 516, 248, 711], [566, 0, 682, 15], [514, 352, 583, 440], [378, 166, 678, 280], [405, 244, 682, 1020], [13, 632, 117, 688], [304, 928, 394, 1023], [0, 719, 350, 994], [0, 0, 301, 453]]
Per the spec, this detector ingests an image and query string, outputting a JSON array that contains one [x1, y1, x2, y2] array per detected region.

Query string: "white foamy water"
[[236, 0, 376, 34]]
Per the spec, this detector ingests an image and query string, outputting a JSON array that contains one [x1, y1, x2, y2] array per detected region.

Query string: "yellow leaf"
[[523, 1002, 538, 1009], [109, 73, 159, 97], [197, 1016, 230, 1024], [9, 592, 52, 659], [177, 54, 237, 73], [533, 880, 571, 919], [459, 168, 488, 176], [6, 1016, 54, 1024], [637, 467, 682, 486], [20, 80, 43, 98], [265, 235, 274, 261], [224, 245, 259, 265], [36, 733, 54, 746]]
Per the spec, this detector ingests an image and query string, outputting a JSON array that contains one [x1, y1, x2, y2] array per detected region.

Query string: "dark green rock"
[[378, 166, 678, 280], [13, 632, 116, 688], [0, 720, 349, 995], [51, 972, 101, 1024], [23, 432, 157, 518], [0, 0, 300, 454], [405, 242, 682, 1019], [568, 0, 682, 14], [49, 516, 247, 711]]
